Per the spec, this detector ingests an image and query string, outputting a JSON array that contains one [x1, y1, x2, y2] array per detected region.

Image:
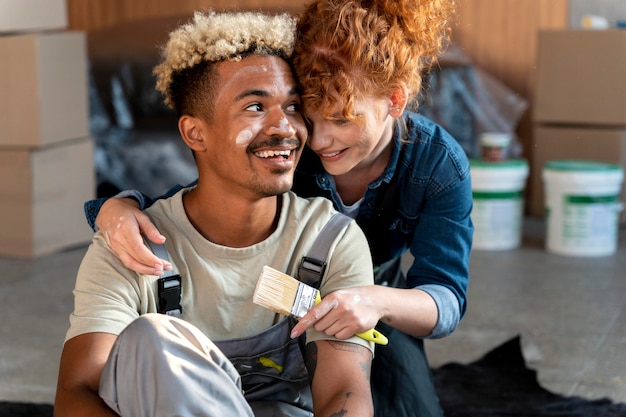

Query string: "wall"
[[66, 0, 305, 31]]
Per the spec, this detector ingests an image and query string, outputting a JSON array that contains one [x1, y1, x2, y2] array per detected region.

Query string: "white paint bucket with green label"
[[470, 159, 529, 250], [543, 160, 624, 257]]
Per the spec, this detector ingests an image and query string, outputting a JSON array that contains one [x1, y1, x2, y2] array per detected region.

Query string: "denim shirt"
[[293, 112, 473, 337], [84, 112, 473, 338]]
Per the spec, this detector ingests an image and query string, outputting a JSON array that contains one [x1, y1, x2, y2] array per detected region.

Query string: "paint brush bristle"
[[253, 266, 318, 318]]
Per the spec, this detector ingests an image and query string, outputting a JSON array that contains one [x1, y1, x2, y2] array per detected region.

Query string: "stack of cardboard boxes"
[[0, 0, 95, 257], [531, 29, 626, 223]]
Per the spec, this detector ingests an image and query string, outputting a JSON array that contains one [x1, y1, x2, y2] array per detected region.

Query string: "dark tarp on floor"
[[3, 336, 626, 417], [433, 335, 626, 417]]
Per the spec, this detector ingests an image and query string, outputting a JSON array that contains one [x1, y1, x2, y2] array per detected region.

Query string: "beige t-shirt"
[[67, 190, 374, 352]]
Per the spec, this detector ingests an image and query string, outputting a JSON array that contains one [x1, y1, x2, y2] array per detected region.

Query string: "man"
[[54, 10, 374, 417]]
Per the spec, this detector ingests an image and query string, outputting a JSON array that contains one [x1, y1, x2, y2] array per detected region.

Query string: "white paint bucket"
[[543, 160, 624, 257], [470, 159, 529, 250]]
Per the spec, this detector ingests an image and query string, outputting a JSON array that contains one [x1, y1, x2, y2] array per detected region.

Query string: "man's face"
[[197, 55, 307, 199]]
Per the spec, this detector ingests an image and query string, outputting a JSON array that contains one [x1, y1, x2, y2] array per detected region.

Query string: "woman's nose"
[[308, 128, 333, 150]]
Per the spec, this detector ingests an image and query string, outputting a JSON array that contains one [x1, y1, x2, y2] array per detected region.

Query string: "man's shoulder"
[[282, 191, 366, 256], [145, 187, 188, 224], [285, 191, 336, 215], [282, 191, 356, 244]]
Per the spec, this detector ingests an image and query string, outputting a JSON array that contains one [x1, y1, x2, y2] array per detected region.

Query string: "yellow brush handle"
[[356, 328, 389, 346], [314, 292, 389, 346]]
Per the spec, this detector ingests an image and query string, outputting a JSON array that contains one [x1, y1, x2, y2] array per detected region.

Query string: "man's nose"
[[265, 111, 296, 137]]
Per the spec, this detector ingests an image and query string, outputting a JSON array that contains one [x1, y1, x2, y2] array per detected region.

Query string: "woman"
[[87, 0, 472, 415]]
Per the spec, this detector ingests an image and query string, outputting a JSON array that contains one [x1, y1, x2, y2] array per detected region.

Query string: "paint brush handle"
[[314, 292, 389, 345], [356, 328, 388, 346]]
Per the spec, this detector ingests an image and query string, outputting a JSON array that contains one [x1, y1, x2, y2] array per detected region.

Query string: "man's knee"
[[101, 314, 252, 417], [116, 313, 171, 349], [116, 314, 238, 380], [119, 313, 211, 349]]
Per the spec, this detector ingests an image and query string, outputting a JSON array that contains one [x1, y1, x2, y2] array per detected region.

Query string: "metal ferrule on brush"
[[291, 283, 318, 318]]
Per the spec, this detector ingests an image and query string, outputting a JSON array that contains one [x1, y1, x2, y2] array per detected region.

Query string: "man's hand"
[[96, 198, 172, 275]]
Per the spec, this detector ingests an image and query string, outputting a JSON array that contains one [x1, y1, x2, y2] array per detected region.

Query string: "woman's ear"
[[389, 86, 409, 118], [179, 116, 207, 151]]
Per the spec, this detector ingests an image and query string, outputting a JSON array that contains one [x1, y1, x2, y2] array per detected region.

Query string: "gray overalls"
[[99, 313, 313, 417], [99, 213, 351, 416]]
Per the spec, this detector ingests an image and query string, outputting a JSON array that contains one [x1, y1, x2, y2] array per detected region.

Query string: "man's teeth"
[[256, 150, 292, 158]]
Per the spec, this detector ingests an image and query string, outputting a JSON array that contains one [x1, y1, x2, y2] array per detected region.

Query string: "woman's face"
[[305, 93, 395, 176]]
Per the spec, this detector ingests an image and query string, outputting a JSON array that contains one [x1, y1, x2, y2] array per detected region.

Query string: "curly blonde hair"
[[293, 0, 456, 121], [154, 10, 297, 112]]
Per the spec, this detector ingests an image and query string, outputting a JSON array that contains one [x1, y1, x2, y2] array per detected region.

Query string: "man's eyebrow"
[[235, 89, 269, 101], [235, 86, 299, 101]]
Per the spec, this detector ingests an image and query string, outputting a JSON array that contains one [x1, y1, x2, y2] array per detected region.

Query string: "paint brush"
[[253, 265, 388, 345]]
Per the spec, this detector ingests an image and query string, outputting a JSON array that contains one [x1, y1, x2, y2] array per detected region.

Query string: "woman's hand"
[[290, 285, 439, 339], [290, 285, 384, 340], [96, 198, 172, 275]]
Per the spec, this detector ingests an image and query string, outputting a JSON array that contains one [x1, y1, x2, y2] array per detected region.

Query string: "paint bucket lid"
[[545, 160, 622, 173], [470, 159, 527, 169], [470, 159, 528, 192], [479, 132, 512, 147]]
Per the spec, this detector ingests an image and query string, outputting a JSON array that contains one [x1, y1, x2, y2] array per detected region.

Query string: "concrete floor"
[[1, 217, 625, 406]]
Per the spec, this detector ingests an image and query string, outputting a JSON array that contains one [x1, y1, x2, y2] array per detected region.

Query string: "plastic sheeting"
[[418, 44, 528, 159], [88, 60, 196, 198]]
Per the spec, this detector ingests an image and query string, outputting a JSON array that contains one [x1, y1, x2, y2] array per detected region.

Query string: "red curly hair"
[[293, 0, 455, 122]]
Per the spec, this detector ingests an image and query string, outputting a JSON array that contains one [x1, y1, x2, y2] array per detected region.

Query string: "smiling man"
[[54, 10, 374, 417]]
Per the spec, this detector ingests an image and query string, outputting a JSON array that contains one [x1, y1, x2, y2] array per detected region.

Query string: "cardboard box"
[[534, 30, 626, 126], [0, 138, 95, 258], [0, 0, 67, 33], [0, 31, 89, 148], [530, 125, 626, 223]]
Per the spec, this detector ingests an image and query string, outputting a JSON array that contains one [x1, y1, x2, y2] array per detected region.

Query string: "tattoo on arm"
[[330, 392, 352, 417], [328, 340, 363, 352], [329, 341, 371, 379], [305, 340, 371, 414], [361, 359, 371, 379]]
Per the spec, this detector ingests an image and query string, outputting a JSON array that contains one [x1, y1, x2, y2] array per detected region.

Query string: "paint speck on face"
[[278, 117, 289, 131], [235, 129, 254, 147]]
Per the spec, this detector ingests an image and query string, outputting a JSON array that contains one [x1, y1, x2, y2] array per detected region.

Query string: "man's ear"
[[389, 86, 409, 118], [179, 115, 207, 151]]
